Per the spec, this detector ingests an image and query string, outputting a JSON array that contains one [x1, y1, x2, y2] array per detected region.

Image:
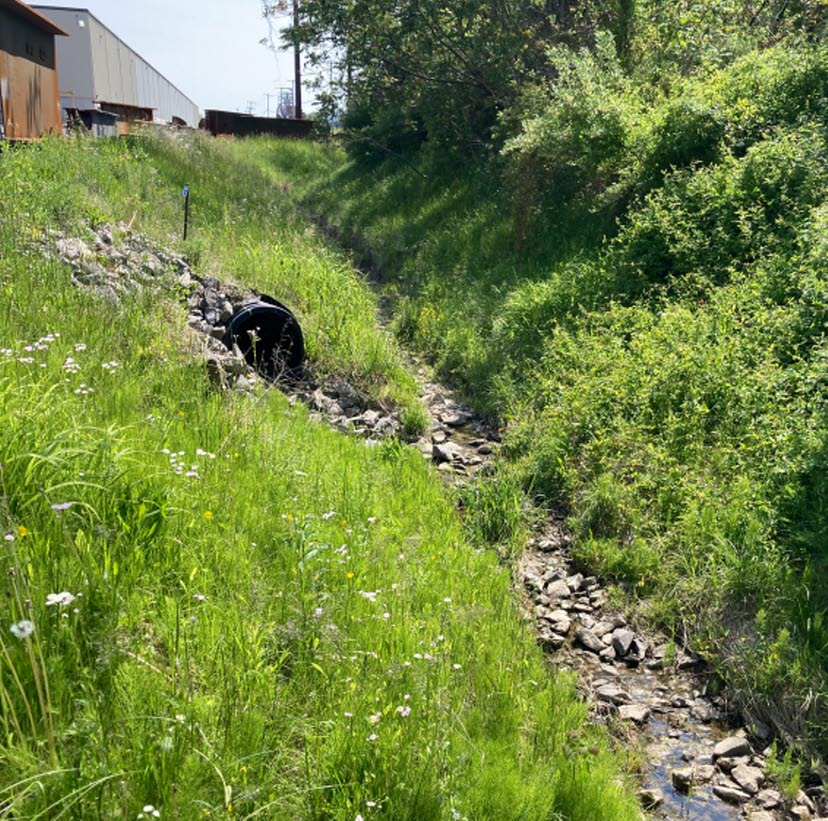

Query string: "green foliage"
[[456, 469, 527, 557], [272, 35, 828, 758], [765, 742, 803, 800], [503, 32, 635, 203]]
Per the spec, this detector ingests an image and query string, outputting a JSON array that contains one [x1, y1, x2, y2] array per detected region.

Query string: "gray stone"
[[730, 764, 763, 795], [477, 444, 493, 455], [442, 411, 471, 427], [310, 389, 335, 414], [432, 443, 457, 464], [713, 736, 752, 760], [546, 609, 570, 623], [333, 382, 363, 410], [432, 430, 447, 444], [712, 783, 750, 804], [612, 629, 636, 657], [745, 812, 775, 821], [217, 300, 233, 323], [599, 645, 617, 662], [592, 621, 614, 638], [628, 636, 648, 662], [539, 631, 566, 651], [567, 573, 584, 592], [671, 767, 693, 794], [234, 375, 255, 392], [690, 701, 718, 723], [797, 791, 816, 812], [694, 764, 716, 783], [716, 755, 749, 773], [678, 653, 702, 670], [56, 237, 92, 261], [595, 685, 631, 705], [374, 418, 398, 437], [574, 628, 605, 654], [545, 580, 571, 600], [619, 704, 650, 724], [790, 807, 813, 820], [589, 591, 607, 607]]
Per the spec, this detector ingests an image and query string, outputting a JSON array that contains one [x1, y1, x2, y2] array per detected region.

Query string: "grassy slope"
[[0, 135, 639, 819], [258, 43, 828, 754]]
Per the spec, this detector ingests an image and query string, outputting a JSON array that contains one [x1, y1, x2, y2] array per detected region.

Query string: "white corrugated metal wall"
[[33, 5, 200, 126]]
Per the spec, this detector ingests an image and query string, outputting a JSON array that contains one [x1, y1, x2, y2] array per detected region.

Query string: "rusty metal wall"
[[0, 7, 62, 140]]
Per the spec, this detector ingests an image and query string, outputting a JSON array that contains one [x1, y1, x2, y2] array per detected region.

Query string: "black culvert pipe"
[[223, 298, 304, 378]]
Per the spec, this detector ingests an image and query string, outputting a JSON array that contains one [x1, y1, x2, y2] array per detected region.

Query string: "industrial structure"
[[32, 5, 199, 131], [0, 0, 67, 140], [203, 109, 314, 139]]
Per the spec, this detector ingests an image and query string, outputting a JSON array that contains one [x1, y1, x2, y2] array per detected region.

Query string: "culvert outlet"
[[223, 296, 304, 378]]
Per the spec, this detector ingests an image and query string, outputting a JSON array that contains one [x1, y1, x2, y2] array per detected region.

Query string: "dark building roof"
[[0, 0, 67, 35]]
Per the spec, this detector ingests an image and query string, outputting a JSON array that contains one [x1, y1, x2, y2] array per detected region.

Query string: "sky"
[[36, 1, 298, 115]]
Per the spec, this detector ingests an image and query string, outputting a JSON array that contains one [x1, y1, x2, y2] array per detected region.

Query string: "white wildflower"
[[10, 620, 34, 640]]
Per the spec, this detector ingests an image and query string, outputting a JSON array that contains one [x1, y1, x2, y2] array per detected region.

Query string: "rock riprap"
[[518, 519, 826, 821]]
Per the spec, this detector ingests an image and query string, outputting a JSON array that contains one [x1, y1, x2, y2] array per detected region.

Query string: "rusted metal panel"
[[204, 109, 315, 139], [0, 51, 61, 139], [0, 5, 62, 140]]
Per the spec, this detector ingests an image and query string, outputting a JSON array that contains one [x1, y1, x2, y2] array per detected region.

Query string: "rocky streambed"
[[44, 221, 826, 820], [403, 369, 826, 821]]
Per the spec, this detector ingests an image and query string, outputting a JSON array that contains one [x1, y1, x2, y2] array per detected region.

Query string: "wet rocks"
[[618, 704, 650, 724], [671, 766, 694, 794], [514, 519, 827, 821], [638, 788, 664, 809], [595, 684, 632, 705], [712, 782, 751, 804], [714, 736, 753, 760]]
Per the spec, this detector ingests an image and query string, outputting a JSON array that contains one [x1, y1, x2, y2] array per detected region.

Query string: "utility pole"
[[293, 0, 302, 120], [265, 92, 274, 117]]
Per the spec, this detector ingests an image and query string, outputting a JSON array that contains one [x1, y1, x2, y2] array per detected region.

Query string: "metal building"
[[31, 5, 199, 129], [0, 0, 67, 140]]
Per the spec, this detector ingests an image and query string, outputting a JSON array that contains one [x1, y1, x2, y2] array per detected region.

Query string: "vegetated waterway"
[[43, 213, 810, 820], [319, 234, 801, 819], [397, 358, 800, 821]]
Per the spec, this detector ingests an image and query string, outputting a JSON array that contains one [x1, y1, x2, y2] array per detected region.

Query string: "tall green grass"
[[0, 136, 639, 818]]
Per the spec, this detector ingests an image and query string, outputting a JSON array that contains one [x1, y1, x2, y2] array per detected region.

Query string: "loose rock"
[[713, 736, 752, 760], [712, 783, 750, 804], [574, 628, 605, 654], [618, 704, 650, 724]]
